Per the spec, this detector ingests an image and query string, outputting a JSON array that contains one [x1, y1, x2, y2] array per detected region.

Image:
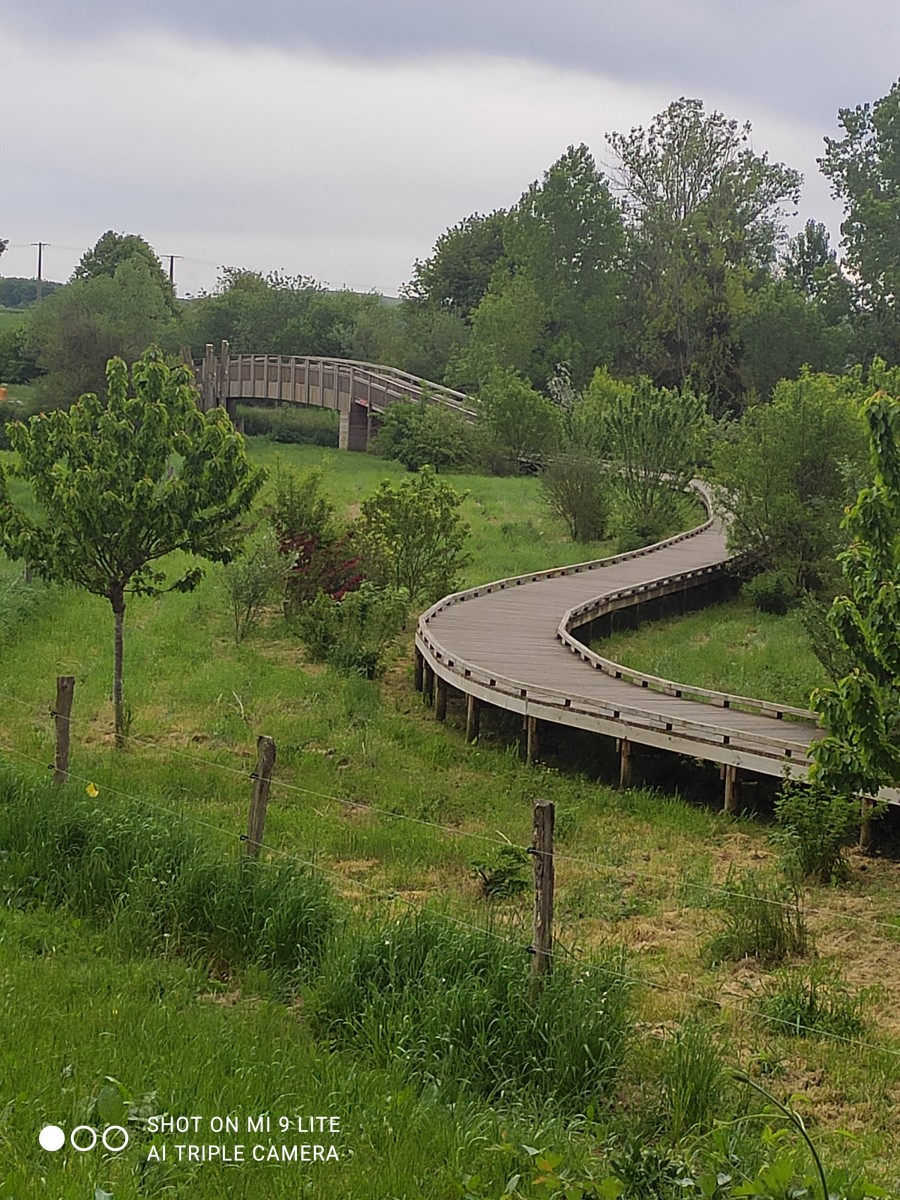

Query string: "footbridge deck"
[[416, 487, 893, 809]]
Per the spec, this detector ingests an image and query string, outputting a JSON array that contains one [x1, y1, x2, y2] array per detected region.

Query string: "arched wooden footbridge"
[[195, 342, 474, 451], [193, 347, 895, 810]]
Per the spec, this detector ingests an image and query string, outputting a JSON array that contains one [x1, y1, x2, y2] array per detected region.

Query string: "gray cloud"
[[5, 0, 898, 129]]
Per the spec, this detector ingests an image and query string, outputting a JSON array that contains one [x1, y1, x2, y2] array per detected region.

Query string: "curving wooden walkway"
[[192, 347, 893, 809], [414, 486, 866, 810]]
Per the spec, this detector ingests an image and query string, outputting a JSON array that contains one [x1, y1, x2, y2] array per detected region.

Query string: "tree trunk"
[[112, 591, 127, 750]]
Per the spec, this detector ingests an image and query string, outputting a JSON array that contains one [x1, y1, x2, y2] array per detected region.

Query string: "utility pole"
[[32, 241, 48, 303], [163, 254, 182, 292]]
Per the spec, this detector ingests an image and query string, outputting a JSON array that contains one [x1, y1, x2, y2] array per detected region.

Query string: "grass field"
[[1, 439, 899, 1195], [601, 598, 826, 711]]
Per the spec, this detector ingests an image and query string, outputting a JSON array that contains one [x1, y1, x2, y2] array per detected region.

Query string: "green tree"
[[712, 369, 869, 593], [820, 79, 900, 363], [27, 258, 180, 407], [504, 144, 624, 387], [0, 349, 263, 745], [608, 98, 801, 412], [357, 466, 471, 604], [74, 231, 177, 313], [477, 368, 561, 467], [406, 211, 509, 321], [578, 370, 706, 541], [808, 364, 900, 849]]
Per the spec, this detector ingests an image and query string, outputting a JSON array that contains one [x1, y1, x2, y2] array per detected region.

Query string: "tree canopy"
[[608, 97, 802, 411]]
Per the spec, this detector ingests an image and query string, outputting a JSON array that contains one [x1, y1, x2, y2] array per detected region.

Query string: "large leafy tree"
[[28, 258, 180, 407], [0, 349, 263, 746], [809, 364, 900, 847], [74, 231, 177, 313], [608, 98, 801, 412], [405, 211, 509, 322], [503, 144, 624, 386], [712, 369, 869, 593], [820, 79, 900, 362]]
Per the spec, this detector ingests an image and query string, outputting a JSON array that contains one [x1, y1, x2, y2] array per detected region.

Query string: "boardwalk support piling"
[[618, 738, 634, 789], [414, 648, 424, 692], [435, 676, 448, 721], [53, 676, 75, 786], [245, 735, 276, 858], [723, 764, 740, 814], [529, 799, 555, 995], [526, 715, 540, 765], [465, 694, 480, 743], [423, 663, 434, 705]]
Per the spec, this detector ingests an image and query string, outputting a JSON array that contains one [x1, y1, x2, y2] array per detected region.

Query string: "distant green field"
[[0, 307, 26, 332]]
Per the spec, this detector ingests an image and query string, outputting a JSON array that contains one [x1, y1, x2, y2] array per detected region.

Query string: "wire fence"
[[1, 717, 900, 1066]]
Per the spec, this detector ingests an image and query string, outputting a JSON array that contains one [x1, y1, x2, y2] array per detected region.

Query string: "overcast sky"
[[3, 1, 898, 297]]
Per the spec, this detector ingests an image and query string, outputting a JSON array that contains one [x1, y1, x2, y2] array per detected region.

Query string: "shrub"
[[469, 843, 529, 899], [222, 529, 289, 642], [309, 910, 632, 1113], [541, 453, 611, 541], [356, 466, 471, 604], [761, 964, 868, 1039], [268, 466, 364, 613], [294, 581, 409, 677], [705, 868, 809, 965], [743, 571, 795, 615], [375, 399, 477, 472], [773, 776, 862, 884]]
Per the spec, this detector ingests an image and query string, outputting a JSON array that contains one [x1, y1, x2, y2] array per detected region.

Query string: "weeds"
[[705, 868, 809, 965], [761, 964, 869, 1040]]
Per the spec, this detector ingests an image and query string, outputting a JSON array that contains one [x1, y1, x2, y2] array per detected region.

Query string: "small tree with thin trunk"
[[809, 366, 900, 849], [0, 348, 263, 746]]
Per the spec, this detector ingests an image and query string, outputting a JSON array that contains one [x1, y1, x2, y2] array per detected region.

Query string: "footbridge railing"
[[195, 342, 475, 450]]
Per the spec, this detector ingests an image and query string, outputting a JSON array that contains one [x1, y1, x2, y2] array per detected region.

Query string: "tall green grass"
[[0, 768, 334, 984], [310, 909, 633, 1115]]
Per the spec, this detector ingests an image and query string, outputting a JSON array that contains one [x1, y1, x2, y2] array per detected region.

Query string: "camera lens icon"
[[39, 1124, 129, 1153]]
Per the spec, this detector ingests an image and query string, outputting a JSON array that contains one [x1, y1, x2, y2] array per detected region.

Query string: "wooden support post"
[[465, 694, 480, 743], [52, 676, 75, 786], [423, 663, 434, 705], [526, 715, 540, 765], [530, 799, 555, 993], [413, 648, 424, 691], [245, 735, 276, 858], [859, 797, 876, 853], [723, 764, 740, 814], [618, 737, 634, 789], [435, 675, 448, 721]]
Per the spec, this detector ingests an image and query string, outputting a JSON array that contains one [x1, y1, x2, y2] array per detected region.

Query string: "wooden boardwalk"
[[190, 347, 891, 809], [415, 487, 843, 809]]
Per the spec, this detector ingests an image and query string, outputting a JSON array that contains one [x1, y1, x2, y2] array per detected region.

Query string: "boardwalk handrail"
[[416, 482, 818, 766]]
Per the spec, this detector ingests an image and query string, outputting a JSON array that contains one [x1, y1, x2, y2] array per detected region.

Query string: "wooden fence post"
[[618, 738, 634, 789], [52, 676, 75, 786], [530, 799, 555, 993], [723, 764, 740, 814], [245, 735, 276, 858]]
